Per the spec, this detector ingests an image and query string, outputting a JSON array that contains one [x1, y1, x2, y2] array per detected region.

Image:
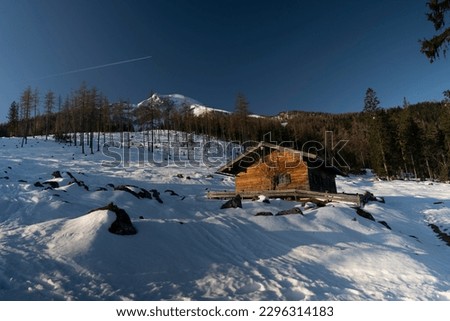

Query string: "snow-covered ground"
[[1, 135, 450, 300]]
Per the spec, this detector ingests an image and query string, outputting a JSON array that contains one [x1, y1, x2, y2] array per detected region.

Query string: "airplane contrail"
[[37, 55, 152, 80]]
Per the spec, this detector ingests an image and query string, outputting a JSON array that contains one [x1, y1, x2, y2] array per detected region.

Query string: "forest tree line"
[[1, 83, 450, 181]]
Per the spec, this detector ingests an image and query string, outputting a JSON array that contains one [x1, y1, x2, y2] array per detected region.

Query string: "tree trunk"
[[425, 157, 433, 179], [81, 132, 85, 154], [410, 154, 417, 179], [380, 145, 389, 179], [90, 132, 94, 154]]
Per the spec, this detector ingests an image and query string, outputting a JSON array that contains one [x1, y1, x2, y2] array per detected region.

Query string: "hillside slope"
[[0, 135, 450, 300]]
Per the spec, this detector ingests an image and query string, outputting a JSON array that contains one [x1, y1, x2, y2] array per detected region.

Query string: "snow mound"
[[47, 210, 115, 257]]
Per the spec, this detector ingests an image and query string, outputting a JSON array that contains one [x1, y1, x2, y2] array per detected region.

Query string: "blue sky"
[[1, 0, 449, 121]]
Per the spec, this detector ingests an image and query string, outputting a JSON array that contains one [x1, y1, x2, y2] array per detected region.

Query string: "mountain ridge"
[[137, 93, 231, 116]]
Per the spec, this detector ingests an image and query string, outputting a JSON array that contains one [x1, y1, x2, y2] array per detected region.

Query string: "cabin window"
[[279, 173, 291, 185], [274, 173, 291, 187]]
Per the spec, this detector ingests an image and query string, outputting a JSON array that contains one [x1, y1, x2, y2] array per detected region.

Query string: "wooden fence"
[[207, 189, 362, 207]]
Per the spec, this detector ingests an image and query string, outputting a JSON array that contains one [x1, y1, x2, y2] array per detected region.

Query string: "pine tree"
[[99, 95, 110, 148], [7, 101, 19, 137], [44, 90, 55, 140], [20, 87, 33, 147], [362, 89, 392, 177], [421, 0, 450, 62], [398, 110, 423, 178], [444, 89, 450, 103], [76, 83, 89, 154], [88, 87, 99, 154], [233, 93, 250, 141], [402, 97, 410, 109], [363, 88, 380, 113], [32, 88, 39, 136], [234, 93, 250, 118]]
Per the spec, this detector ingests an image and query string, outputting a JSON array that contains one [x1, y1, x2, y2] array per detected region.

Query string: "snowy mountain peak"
[[137, 93, 230, 116]]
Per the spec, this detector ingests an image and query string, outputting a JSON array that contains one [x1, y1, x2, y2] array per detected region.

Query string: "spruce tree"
[[233, 93, 250, 142], [421, 0, 450, 62], [7, 101, 19, 137], [362, 89, 391, 177], [444, 89, 450, 103], [398, 110, 423, 178], [363, 88, 380, 113]]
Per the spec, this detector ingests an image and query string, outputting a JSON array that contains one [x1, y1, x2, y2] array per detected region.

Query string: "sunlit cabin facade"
[[216, 142, 343, 194]]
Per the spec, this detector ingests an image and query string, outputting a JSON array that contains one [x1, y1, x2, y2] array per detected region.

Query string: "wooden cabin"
[[216, 142, 343, 194]]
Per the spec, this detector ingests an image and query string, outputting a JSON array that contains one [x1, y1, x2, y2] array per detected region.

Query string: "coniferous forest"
[[1, 83, 450, 181]]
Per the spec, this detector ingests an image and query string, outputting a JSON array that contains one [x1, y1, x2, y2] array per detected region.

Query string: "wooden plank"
[[207, 189, 361, 206]]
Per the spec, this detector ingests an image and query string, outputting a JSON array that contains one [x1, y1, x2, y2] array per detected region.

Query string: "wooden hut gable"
[[216, 142, 343, 194], [217, 142, 314, 175]]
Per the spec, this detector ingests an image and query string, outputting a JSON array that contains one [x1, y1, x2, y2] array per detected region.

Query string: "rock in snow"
[[87, 202, 137, 235], [220, 194, 242, 209], [276, 207, 303, 216], [105, 202, 137, 235]]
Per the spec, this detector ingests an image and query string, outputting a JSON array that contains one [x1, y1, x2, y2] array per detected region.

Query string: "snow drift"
[[1, 135, 450, 300]]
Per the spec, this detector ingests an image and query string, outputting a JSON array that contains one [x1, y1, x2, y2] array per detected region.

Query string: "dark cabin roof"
[[216, 142, 345, 177]]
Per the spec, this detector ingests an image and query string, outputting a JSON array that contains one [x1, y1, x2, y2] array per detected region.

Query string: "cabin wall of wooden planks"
[[235, 150, 310, 193]]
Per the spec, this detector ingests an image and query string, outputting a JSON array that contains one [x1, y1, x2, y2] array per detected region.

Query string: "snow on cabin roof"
[[216, 141, 345, 177]]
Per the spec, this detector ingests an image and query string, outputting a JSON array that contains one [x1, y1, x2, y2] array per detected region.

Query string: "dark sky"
[[1, 0, 450, 121]]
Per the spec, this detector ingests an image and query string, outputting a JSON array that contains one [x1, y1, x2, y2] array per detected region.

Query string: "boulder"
[[254, 212, 274, 216], [137, 188, 153, 199], [220, 194, 242, 209], [114, 185, 140, 198], [378, 220, 392, 230], [305, 198, 327, 207], [151, 189, 163, 203], [87, 203, 137, 235], [355, 208, 375, 221], [429, 223, 450, 246], [105, 203, 137, 235], [276, 207, 303, 216], [164, 189, 179, 196], [66, 171, 89, 190], [361, 191, 385, 206], [52, 171, 62, 178], [43, 181, 60, 189]]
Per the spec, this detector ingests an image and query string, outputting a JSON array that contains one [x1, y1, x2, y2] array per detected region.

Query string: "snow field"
[[1, 135, 450, 300]]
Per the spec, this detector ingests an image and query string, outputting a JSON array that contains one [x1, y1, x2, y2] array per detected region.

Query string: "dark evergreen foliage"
[[363, 88, 380, 113], [421, 0, 450, 62]]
